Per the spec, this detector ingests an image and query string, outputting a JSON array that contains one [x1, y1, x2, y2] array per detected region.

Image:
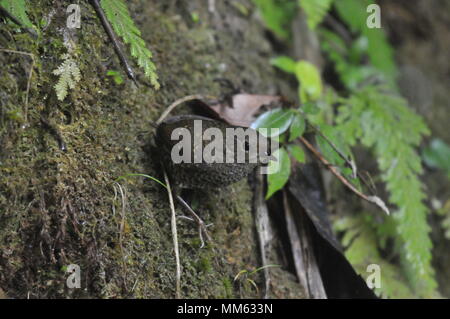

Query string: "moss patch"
[[0, 0, 303, 298]]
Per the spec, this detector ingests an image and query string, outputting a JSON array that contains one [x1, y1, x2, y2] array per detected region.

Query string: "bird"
[[155, 114, 273, 191]]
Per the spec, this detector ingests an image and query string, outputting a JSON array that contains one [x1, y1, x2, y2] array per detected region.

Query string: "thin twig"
[[89, 0, 137, 85], [304, 116, 378, 191], [362, 170, 378, 195], [114, 182, 129, 291], [175, 195, 212, 246], [163, 170, 181, 299], [301, 115, 357, 178], [156, 94, 217, 125], [116, 172, 212, 246], [300, 137, 390, 215], [0, 48, 35, 123]]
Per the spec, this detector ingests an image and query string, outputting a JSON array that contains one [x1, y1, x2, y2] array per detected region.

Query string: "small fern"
[[52, 54, 81, 101], [298, 0, 334, 30], [0, 0, 34, 29], [100, 0, 159, 89]]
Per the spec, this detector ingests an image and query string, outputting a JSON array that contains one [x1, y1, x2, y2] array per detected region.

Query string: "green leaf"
[[422, 138, 450, 178], [317, 136, 343, 167], [272, 58, 323, 104], [334, 0, 397, 83], [302, 102, 320, 115], [266, 148, 291, 199], [252, 0, 297, 39], [288, 113, 306, 141], [107, 70, 124, 85], [315, 124, 349, 168], [100, 0, 159, 88], [191, 12, 200, 23], [271, 56, 296, 74], [251, 108, 294, 137], [298, 0, 334, 30], [288, 144, 305, 163], [248, 264, 281, 275], [295, 60, 323, 102], [52, 54, 81, 101], [0, 0, 34, 29]]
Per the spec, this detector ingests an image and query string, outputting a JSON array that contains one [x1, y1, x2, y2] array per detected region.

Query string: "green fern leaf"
[[252, 0, 297, 39], [0, 0, 34, 29], [52, 54, 81, 101], [100, 0, 159, 89], [334, 215, 416, 298], [319, 19, 436, 295], [334, 0, 397, 83], [298, 0, 334, 30], [336, 86, 437, 296]]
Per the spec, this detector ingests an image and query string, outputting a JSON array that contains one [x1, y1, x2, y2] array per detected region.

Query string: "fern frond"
[[333, 0, 397, 83], [0, 0, 34, 29], [298, 0, 333, 30], [334, 215, 415, 298], [252, 0, 297, 39], [100, 0, 159, 89], [336, 86, 437, 296], [52, 54, 81, 101]]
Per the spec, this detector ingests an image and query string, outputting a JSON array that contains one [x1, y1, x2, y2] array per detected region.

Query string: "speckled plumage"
[[155, 115, 271, 190]]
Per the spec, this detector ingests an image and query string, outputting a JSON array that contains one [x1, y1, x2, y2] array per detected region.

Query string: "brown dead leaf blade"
[[190, 93, 284, 127]]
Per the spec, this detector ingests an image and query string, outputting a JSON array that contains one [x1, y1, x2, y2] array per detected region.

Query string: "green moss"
[[197, 257, 212, 273], [222, 277, 234, 298], [0, 0, 303, 299]]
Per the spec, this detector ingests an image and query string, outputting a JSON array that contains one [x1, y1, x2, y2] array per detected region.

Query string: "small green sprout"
[[106, 70, 124, 85]]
